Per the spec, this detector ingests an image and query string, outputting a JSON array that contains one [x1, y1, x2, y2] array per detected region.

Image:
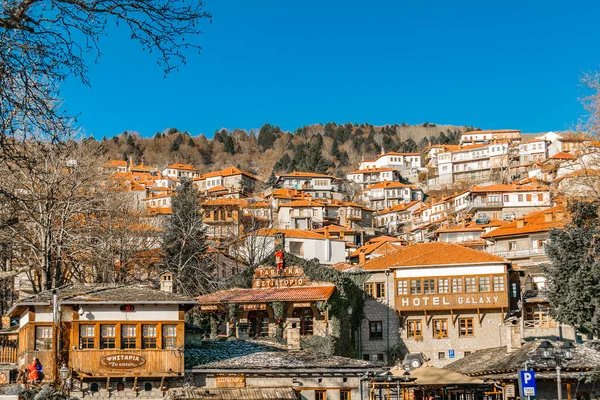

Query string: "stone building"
[[360, 242, 519, 367]]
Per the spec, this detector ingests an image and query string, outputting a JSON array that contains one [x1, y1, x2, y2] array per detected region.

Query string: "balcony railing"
[[489, 248, 546, 258], [524, 320, 558, 329], [0, 346, 16, 363]]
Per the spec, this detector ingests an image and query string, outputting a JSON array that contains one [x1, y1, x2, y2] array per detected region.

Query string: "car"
[[402, 352, 429, 370]]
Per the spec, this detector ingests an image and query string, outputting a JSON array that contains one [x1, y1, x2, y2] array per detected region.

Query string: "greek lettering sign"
[[216, 375, 245, 388], [254, 266, 304, 278], [252, 277, 309, 288], [396, 293, 507, 310], [100, 354, 146, 369], [200, 305, 219, 311]]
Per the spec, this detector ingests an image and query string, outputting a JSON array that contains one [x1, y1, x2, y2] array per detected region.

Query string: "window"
[[437, 278, 449, 293], [162, 325, 177, 349], [121, 324, 137, 349], [509, 241, 517, 251], [451, 278, 463, 293], [397, 280, 408, 295], [424, 279, 435, 294], [364, 283, 373, 297], [503, 194, 509, 203], [538, 193, 544, 201], [315, 390, 326, 400], [362, 354, 370, 361], [459, 318, 474, 337], [374, 283, 386, 299], [292, 307, 314, 336], [493, 276, 505, 291], [526, 194, 532, 202], [433, 319, 448, 338], [438, 352, 446, 360], [369, 321, 383, 340], [479, 277, 490, 292], [142, 325, 157, 349], [465, 277, 477, 293], [407, 320, 422, 339], [518, 194, 524, 202], [464, 351, 472, 357], [80, 325, 95, 349], [289, 241, 304, 257], [340, 390, 351, 400], [511, 282, 518, 298], [35, 326, 52, 351], [410, 280, 422, 295], [101, 325, 116, 349]]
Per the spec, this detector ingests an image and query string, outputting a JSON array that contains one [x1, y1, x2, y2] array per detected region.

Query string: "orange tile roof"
[[278, 199, 325, 208], [551, 152, 576, 160], [348, 167, 398, 174], [436, 219, 507, 233], [481, 205, 566, 239], [244, 201, 270, 208], [197, 285, 336, 304], [104, 160, 127, 167], [279, 171, 336, 179], [207, 185, 229, 192], [349, 241, 402, 259], [166, 163, 197, 171], [362, 242, 506, 271], [146, 207, 172, 215], [313, 225, 356, 234], [375, 200, 422, 216], [202, 198, 248, 206], [253, 228, 327, 240], [367, 235, 403, 244], [461, 129, 521, 135], [375, 151, 420, 160], [364, 180, 413, 190], [470, 183, 549, 193]]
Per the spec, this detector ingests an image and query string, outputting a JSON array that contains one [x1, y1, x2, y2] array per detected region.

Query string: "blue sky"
[[60, 0, 600, 138]]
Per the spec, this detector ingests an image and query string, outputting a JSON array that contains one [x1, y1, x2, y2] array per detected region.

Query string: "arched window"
[[292, 307, 314, 336], [117, 383, 125, 391], [144, 382, 153, 392], [90, 383, 99, 393]]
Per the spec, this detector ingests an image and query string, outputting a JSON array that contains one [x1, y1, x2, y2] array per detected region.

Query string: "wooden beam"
[[106, 377, 110, 397], [160, 376, 166, 392], [133, 377, 138, 394]]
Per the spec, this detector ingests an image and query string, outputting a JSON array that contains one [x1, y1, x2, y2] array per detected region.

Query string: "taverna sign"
[[100, 354, 146, 369]]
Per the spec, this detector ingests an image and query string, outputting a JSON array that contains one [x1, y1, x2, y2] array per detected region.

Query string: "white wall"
[[78, 304, 180, 322]]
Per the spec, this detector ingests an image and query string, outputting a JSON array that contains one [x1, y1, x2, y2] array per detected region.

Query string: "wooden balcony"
[[0, 346, 17, 363]]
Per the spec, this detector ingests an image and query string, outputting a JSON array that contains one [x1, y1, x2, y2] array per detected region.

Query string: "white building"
[[459, 129, 521, 146], [275, 172, 343, 200], [248, 229, 346, 265], [161, 163, 199, 179]]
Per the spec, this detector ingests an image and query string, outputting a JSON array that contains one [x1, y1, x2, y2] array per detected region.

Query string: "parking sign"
[[519, 370, 537, 398], [448, 350, 455, 359]]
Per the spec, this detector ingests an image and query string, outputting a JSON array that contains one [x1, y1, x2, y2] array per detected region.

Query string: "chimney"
[[160, 271, 174, 293], [544, 212, 553, 222], [359, 251, 366, 265], [516, 218, 525, 228]]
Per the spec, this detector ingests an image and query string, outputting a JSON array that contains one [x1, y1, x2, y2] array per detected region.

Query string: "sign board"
[[100, 354, 146, 369], [397, 294, 505, 310], [505, 384, 515, 399], [254, 266, 304, 279], [120, 305, 135, 312], [293, 302, 311, 308], [519, 370, 537, 398], [448, 350, 455, 359], [252, 277, 309, 288], [200, 305, 219, 311], [216, 375, 245, 388], [242, 304, 266, 311]]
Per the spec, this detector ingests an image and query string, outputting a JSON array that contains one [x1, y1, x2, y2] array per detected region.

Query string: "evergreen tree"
[[162, 178, 213, 296], [266, 171, 278, 187], [257, 123, 281, 150], [187, 137, 196, 147], [544, 201, 600, 335], [223, 135, 236, 154], [169, 134, 184, 152]]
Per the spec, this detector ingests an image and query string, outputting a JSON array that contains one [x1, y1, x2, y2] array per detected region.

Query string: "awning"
[[196, 285, 336, 305], [391, 366, 484, 386], [168, 387, 297, 400]]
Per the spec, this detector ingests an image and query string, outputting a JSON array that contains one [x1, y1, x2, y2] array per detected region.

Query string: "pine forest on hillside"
[[100, 122, 471, 178]]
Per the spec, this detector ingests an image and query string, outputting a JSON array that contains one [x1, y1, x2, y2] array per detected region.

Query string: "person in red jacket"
[[27, 358, 42, 383]]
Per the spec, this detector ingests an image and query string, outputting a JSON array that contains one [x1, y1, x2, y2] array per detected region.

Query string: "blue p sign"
[[520, 370, 537, 397]]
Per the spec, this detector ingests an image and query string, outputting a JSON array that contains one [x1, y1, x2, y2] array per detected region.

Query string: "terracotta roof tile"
[[166, 163, 197, 171], [481, 205, 566, 239], [253, 228, 327, 240], [362, 242, 506, 271], [364, 181, 415, 190], [551, 152, 576, 160], [196, 285, 336, 304], [348, 167, 398, 174], [279, 171, 336, 179], [470, 183, 549, 193]]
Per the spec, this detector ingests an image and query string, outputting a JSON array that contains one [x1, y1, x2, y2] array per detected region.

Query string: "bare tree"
[[0, 134, 106, 292], [0, 0, 211, 150], [581, 70, 600, 137]]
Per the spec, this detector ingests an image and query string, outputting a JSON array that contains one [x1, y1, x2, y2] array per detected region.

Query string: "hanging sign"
[[100, 354, 146, 369], [243, 304, 266, 311]]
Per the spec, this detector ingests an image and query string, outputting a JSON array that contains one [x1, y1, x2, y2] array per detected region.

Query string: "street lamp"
[[59, 364, 70, 394], [536, 340, 575, 400]]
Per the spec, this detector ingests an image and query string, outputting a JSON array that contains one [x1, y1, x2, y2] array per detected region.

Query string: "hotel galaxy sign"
[[396, 293, 508, 311]]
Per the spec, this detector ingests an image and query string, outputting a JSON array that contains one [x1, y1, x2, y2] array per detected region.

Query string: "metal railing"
[[524, 320, 557, 329], [489, 248, 546, 258]]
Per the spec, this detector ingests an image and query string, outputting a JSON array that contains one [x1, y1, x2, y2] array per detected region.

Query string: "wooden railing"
[[0, 346, 17, 363]]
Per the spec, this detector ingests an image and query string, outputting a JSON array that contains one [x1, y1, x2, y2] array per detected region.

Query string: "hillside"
[[98, 122, 475, 179]]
